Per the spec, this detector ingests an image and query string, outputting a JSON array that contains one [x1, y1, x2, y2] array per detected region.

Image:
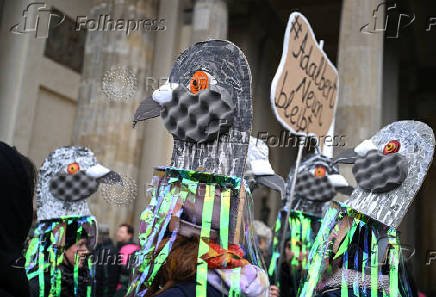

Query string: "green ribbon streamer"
[[129, 167, 247, 297], [87, 258, 92, 297], [196, 184, 215, 297], [334, 219, 358, 260], [38, 240, 45, 297], [388, 229, 399, 297], [268, 213, 282, 278], [300, 201, 412, 297], [290, 216, 301, 271], [25, 215, 96, 297], [301, 217, 310, 269], [371, 231, 378, 297], [219, 188, 241, 297], [229, 267, 241, 297], [73, 222, 83, 296], [129, 175, 200, 296], [299, 206, 339, 297], [144, 190, 190, 290], [220, 188, 231, 250]]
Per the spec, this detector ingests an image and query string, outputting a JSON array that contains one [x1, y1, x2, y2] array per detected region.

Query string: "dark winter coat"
[[155, 282, 222, 297], [94, 238, 118, 297], [0, 142, 34, 297], [29, 261, 94, 297]]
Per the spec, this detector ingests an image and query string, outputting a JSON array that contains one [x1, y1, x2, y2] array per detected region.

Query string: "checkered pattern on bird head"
[[36, 146, 99, 221]]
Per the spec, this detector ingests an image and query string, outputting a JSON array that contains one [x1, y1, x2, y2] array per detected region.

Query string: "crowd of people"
[[1, 38, 434, 297], [0, 140, 291, 297]]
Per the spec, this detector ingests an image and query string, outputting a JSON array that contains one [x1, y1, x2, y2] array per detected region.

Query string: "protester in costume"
[[0, 142, 36, 297], [268, 149, 352, 297], [299, 121, 435, 297], [26, 146, 121, 297], [130, 40, 269, 297]]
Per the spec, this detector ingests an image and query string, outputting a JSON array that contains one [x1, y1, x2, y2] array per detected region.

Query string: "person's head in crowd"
[[98, 224, 110, 244], [116, 223, 134, 244], [64, 239, 89, 268], [0, 142, 36, 297], [253, 220, 272, 257], [63, 221, 90, 268]]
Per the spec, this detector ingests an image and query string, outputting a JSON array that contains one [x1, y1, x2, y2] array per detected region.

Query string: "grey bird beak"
[[97, 171, 122, 184], [333, 148, 359, 164], [335, 186, 354, 195], [132, 96, 161, 127], [86, 164, 122, 184], [256, 174, 286, 200]]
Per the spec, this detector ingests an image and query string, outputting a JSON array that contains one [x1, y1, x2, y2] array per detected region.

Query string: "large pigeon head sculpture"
[[334, 120, 435, 228], [133, 40, 252, 178]]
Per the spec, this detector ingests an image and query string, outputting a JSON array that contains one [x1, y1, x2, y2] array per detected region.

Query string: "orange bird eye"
[[190, 71, 209, 94], [67, 163, 80, 175], [314, 166, 326, 177], [383, 140, 400, 155]]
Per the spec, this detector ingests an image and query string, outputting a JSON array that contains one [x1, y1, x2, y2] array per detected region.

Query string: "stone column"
[[191, 0, 228, 43], [73, 0, 156, 237], [334, 0, 384, 192]]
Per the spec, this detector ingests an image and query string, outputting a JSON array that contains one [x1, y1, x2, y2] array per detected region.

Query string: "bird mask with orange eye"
[[285, 153, 353, 218], [127, 41, 273, 297], [36, 146, 121, 221], [333, 120, 435, 228], [133, 40, 252, 178]]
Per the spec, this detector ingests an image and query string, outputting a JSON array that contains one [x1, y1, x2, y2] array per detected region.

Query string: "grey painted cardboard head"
[[37, 146, 121, 221], [286, 153, 352, 217], [133, 40, 254, 245], [133, 40, 252, 178], [336, 120, 435, 228]]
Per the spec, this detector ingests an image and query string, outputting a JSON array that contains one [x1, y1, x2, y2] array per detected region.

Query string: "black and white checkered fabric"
[[294, 171, 336, 202], [49, 171, 99, 202], [352, 150, 408, 193]]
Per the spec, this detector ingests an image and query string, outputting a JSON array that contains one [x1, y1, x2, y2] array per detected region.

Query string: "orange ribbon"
[[200, 242, 249, 269]]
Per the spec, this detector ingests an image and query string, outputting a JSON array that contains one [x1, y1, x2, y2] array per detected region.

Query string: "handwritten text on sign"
[[272, 13, 338, 136]]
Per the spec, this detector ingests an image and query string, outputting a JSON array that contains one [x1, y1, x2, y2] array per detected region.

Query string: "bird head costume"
[[267, 151, 352, 285], [299, 121, 435, 297], [25, 146, 121, 297], [131, 40, 269, 297]]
